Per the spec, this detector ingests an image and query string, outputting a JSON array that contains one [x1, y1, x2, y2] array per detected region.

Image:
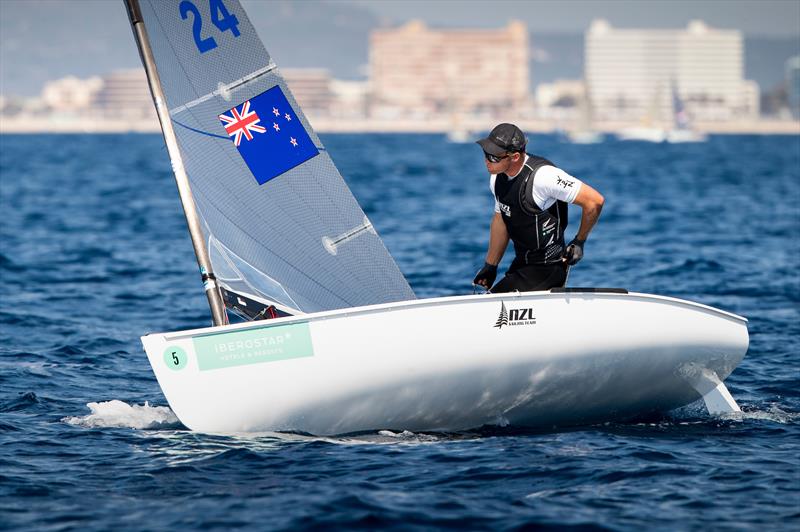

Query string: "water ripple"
[[0, 133, 798, 530]]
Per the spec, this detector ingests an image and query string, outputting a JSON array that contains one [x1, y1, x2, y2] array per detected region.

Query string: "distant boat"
[[445, 109, 474, 144], [667, 84, 707, 143], [617, 85, 666, 142], [446, 127, 474, 144], [443, 63, 474, 144], [617, 83, 707, 143], [566, 130, 605, 144], [616, 126, 667, 143], [666, 128, 707, 143], [617, 127, 706, 144], [565, 81, 604, 144]]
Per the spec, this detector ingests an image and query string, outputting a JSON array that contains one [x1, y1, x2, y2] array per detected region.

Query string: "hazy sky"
[[343, 0, 800, 36], [0, 0, 798, 97]]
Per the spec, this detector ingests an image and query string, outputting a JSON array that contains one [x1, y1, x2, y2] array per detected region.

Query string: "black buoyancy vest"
[[493, 154, 569, 264]]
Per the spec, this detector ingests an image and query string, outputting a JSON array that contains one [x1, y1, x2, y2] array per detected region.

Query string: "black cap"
[[476, 123, 527, 156]]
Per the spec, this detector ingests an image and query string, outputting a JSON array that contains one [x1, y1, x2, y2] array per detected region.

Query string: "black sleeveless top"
[[493, 154, 569, 265]]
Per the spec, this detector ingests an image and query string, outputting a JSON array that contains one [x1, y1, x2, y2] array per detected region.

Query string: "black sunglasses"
[[484, 151, 510, 163]]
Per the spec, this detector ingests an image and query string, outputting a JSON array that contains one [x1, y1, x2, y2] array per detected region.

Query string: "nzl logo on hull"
[[494, 302, 536, 329]]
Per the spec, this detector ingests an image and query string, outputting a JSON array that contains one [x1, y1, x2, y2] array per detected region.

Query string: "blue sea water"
[[1, 133, 798, 530]]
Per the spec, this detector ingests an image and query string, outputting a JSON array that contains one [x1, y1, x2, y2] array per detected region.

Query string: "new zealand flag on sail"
[[218, 86, 319, 185]]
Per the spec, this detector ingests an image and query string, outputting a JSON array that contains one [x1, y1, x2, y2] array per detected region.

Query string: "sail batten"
[[169, 61, 278, 115], [136, 0, 415, 315]]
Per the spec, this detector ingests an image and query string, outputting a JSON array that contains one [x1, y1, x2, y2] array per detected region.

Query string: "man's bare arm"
[[473, 213, 509, 289], [571, 183, 604, 242], [486, 212, 509, 265]]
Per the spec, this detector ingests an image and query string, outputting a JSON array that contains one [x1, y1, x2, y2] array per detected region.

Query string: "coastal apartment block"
[[586, 19, 760, 122], [369, 20, 530, 118]]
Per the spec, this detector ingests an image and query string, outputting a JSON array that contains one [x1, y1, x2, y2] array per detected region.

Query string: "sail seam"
[[173, 119, 230, 140], [169, 62, 278, 116], [172, 117, 326, 150]]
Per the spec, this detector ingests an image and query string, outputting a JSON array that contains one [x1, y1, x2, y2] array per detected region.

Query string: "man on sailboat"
[[473, 123, 605, 292]]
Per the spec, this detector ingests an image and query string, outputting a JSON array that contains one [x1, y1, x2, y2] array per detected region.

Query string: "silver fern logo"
[[495, 302, 536, 329], [494, 302, 509, 329]]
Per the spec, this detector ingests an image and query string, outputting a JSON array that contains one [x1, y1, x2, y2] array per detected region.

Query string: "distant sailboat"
[[446, 114, 474, 144], [666, 83, 707, 143], [618, 83, 707, 143], [616, 126, 667, 143], [566, 130, 604, 144], [444, 67, 474, 144], [565, 81, 604, 144], [617, 86, 667, 142]]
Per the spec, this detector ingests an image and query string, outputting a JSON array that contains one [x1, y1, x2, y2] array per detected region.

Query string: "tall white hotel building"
[[585, 20, 759, 122]]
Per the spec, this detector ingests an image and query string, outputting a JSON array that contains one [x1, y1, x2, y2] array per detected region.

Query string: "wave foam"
[[719, 404, 799, 424], [63, 400, 182, 430], [377, 429, 440, 442]]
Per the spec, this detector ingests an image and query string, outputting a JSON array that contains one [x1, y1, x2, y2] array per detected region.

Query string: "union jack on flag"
[[219, 86, 319, 185], [218, 100, 266, 146]]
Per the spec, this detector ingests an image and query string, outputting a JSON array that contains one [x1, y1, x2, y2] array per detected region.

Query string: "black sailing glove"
[[473, 263, 498, 289], [564, 238, 585, 265]]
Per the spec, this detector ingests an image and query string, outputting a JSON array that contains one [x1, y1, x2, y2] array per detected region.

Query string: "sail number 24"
[[180, 0, 240, 53]]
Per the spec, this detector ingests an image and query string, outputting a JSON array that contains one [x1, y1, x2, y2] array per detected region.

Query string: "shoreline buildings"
[[1, 69, 156, 132], [93, 69, 156, 121], [585, 19, 759, 123], [368, 20, 529, 118], [2, 19, 797, 134], [280, 69, 333, 119]]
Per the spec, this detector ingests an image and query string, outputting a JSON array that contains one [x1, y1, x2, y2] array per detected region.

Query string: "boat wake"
[[651, 400, 799, 428], [63, 400, 183, 430], [375, 429, 442, 442], [717, 403, 798, 424]]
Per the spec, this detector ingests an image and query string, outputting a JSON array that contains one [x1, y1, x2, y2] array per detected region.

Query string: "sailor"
[[473, 123, 605, 292]]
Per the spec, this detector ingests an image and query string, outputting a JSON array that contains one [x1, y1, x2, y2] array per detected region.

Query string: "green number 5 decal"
[[163, 346, 188, 371]]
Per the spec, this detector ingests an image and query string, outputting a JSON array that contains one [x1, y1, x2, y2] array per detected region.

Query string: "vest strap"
[[519, 157, 554, 216]]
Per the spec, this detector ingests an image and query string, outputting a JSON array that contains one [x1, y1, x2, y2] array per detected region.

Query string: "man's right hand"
[[563, 238, 585, 265], [473, 263, 498, 289]]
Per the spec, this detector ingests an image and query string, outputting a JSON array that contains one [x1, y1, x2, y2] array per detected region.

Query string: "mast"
[[124, 0, 228, 326]]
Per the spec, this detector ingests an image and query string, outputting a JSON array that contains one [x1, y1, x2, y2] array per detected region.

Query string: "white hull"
[[666, 129, 708, 143], [142, 290, 748, 435], [616, 127, 667, 143], [566, 130, 604, 144], [446, 129, 474, 143], [617, 127, 707, 143]]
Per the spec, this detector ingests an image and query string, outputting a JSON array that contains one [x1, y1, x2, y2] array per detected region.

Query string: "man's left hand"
[[564, 238, 585, 265]]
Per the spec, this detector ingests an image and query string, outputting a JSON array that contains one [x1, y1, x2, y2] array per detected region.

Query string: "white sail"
[[135, 0, 415, 315], [668, 83, 707, 143]]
